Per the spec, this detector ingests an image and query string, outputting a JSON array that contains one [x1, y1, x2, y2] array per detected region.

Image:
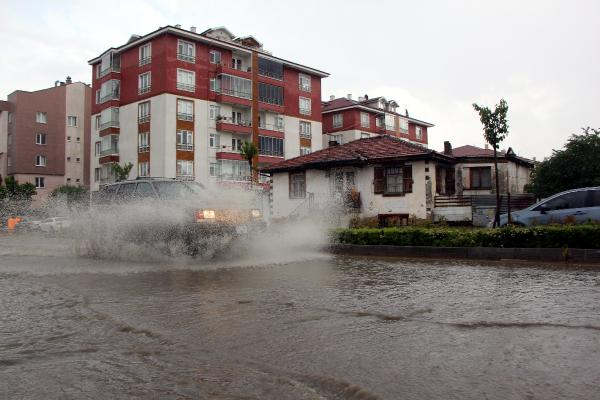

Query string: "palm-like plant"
[[111, 162, 134, 182], [239, 141, 258, 182]]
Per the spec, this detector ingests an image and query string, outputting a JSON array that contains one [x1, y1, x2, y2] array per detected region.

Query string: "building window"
[[177, 99, 194, 121], [76, 137, 80, 142], [8, 112, 13, 123], [138, 72, 151, 94], [94, 168, 101, 182], [96, 51, 120, 78], [209, 50, 221, 64], [177, 40, 195, 63], [259, 135, 284, 157], [36, 112, 47, 124], [67, 136, 71, 141], [209, 78, 220, 93], [35, 155, 47, 167], [258, 83, 283, 105], [209, 105, 220, 120], [95, 115, 101, 129], [220, 74, 252, 99], [67, 157, 71, 162], [96, 80, 120, 104], [361, 132, 370, 139], [231, 57, 242, 70], [376, 117, 382, 128], [300, 146, 311, 155], [299, 121, 311, 138], [299, 97, 311, 115], [138, 132, 150, 152], [360, 112, 370, 128], [76, 158, 81, 163], [399, 119, 409, 134], [209, 133, 220, 148], [35, 177, 45, 188], [276, 115, 284, 130], [177, 69, 195, 92], [416, 126, 423, 140], [299, 73, 311, 92], [67, 116, 77, 126], [138, 161, 150, 177], [139, 42, 152, 66], [7, 134, 12, 145], [176, 129, 193, 151], [470, 167, 492, 189], [231, 138, 243, 152], [36, 133, 47, 145], [385, 166, 403, 195], [289, 172, 306, 198], [209, 162, 220, 177], [176, 160, 194, 177], [332, 113, 343, 128], [138, 101, 151, 123], [330, 134, 343, 145], [95, 141, 101, 156], [7, 156, 12, 167], [373, 165, 413, 195], [258, 57, 283, 80]]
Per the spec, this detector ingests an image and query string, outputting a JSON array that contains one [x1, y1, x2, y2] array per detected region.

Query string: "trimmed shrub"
[[333, 224, 600, 249]]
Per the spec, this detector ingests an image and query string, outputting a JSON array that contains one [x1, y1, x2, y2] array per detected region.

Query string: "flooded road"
[[1, 235, 600, 399]]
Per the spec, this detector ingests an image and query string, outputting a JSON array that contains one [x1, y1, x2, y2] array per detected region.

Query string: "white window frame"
[[333, 113, 343, 128], [36, 133, 47, 145], [139, 42, 152, 66], [35, 155, 47, 167], [36, 112, 47, 124], [177, 99, 194, 121], [177, 69, 195, 92], [95, 141, 101, 156], [209, 105, 220, 120], [95, 115, 101, 130], [299, 121, 311, 138], [360, 112, 370, 128], [300, 146, 311, 156], [176, 129, 194, 151], [361, 132, 371, 139], [331, 134, 343, 145], [8, 112, 13, 123], [138, 72, 151, 94], [299, 73, 311, 92], [138, 102, 151, 123], [177, 40, 195, 63], [176, 160, 194, 177], [209, 162, 220, 177], [209, 50, 221, 64], [416, 126, 423, 140], [299, 97, 311, 115], [67, 116, 77, 127], [35, 177, 45, 188], [138, 132, 150, 153], [138, 161, 150, 177], [94, 168, 101, 182], [209, 133, 220, 148]]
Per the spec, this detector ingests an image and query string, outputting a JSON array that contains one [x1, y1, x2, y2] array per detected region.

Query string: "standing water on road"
[[1, 232, 600, 399]]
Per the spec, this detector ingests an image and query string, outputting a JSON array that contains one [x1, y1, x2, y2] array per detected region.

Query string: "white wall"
[[65, 83, 86, 186], [0, 111, 7, 180]]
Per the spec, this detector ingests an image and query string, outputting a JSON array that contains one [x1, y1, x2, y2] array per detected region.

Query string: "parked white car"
[[39, 217, 71, 232]]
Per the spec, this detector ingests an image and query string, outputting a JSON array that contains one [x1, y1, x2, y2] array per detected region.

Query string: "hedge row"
[[333, 224, 600, 249]]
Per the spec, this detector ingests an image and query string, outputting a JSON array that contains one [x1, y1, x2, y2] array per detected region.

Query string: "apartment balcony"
[[213, 88, 253, 107], [259, 100, 284, 113], [216, 117, 253, 134], [216, 63, 252, 79], [98, 92, 119, 104], [258, 122, 285, 138], [99, 154, 119, 165], [99, 146, 119, 157], [97, 65, 120, 79], [176, 143, 194, 151]]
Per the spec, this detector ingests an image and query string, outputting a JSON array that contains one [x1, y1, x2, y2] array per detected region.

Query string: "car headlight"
[[251, 209, 261, 218]]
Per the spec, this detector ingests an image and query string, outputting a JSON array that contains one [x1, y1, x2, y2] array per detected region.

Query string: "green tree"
[[0, 176, 36, 200], [49, 184, 88, 205], [473, 99, 509, 227], [239, 141, 258, 182], [111, 162, 134, 182], [527, 127, 600, 198]]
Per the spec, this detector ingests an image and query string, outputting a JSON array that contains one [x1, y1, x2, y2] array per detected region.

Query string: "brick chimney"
[[444, 141, 452, 155]]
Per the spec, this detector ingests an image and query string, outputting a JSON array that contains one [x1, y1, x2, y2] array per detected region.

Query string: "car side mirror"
[[539, 205, 549, 214]]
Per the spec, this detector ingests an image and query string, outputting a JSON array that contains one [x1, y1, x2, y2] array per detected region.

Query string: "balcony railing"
[[298, 83, 311, 92], [138, 85, 151, 95], [177, 53, 195, 63], [259, 122, 285, 132], [139, 57, 152, 66], [99, 120, 119, 130], [177, 83, 196, 92], [99, 146, 119, 156], [176, 174, 194, 181], [259, 97, 284, 106], [258, 69, 283, 80], [299, 132, 312, 139], [218, 116, 252, 127], [220, 87, 252, 100], [99, 92, 119, 103], [138, 115, 150, 124], [177, 112, 193, 121], [98, 65, 120, 79], [176, 143, 194, 151], [138, 145, 149, 153]]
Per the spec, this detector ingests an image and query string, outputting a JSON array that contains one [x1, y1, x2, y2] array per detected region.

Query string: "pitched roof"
[[450, 145, 496, 157], [262, 135, 451, 173]]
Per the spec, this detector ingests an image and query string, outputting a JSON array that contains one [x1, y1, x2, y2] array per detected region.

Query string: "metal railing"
[[177, 112, 193, 121], [138, 85, 151, 95], [99, 120, 119, 130], [220, 87, 252, 100], [177, 83, 196, 92], [139, 57, 152, 66], [176, 174, 194, 181], [138, 115, 150, 124], [99, 146, 119, 156], [218, 116, 252, 127], [298, 83, 311, 92], [176, 143, 193, 151], [259, 122, 285, 132], [99, 93, 119, 103], [138, 145, 150, 153], [176, 53, 195, 63], [259, 97, 284, 106], [258, 70, 283, 80], [98, 65, 120, 79]]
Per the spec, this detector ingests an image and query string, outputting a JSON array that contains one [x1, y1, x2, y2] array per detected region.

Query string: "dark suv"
[[95, 178, 266, 255]]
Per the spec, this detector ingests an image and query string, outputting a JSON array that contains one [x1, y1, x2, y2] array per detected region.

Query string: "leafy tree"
[[49, 184, 88, 204], [527, 127, 600, 198], [111, 162, 134, 182], [0, 176, 36, 200], [473, 99, 509, 227], [239, 141, 258, 182]]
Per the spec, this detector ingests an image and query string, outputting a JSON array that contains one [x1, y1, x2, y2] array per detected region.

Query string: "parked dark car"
[[95, 178, 266, 255], [500, 187, 600, 226]]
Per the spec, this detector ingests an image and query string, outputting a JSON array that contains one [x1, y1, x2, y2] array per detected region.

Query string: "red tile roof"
[[450, 145, 496, 157], [262, 135, 450, 173]]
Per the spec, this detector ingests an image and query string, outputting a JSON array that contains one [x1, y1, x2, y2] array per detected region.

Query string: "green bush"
[[333, 224, 600, 249]]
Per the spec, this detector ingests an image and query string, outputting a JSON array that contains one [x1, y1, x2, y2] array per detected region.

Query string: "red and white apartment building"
[[88, 25, 329, 191], [0, 78, 91, 202], [321, 94, 433, 148]]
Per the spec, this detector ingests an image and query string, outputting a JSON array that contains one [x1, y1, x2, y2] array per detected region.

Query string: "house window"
[[331, 134, 343, 145], [138, 161, 150, 177], [231, 138, 243, 152], [258, 83, 283, 105], [209, 50, 221, 64], [209, 133, 220, 148], [35, 177, 45, 188], [470, 167, 492, 189], [276, 115, 284, 130], [97, 80, 120, 103], [399, 119, 409, 133], [177, 99, 194, 121], [299, 73, 311, 92], [258, 58, 283, 80], [177, 40, 195, 63], [376, 117, 382, 128], [299, 97, 311, 115], [333, 113, 343, 128], [289, 171, 306, 198], [231, 57, 242, 70], [138, 101, 151, 123], [209, 78, 221, 93], [94, 168, 101, 182], [373, 165, 413, 195], [7, 156, 12, 167], [177, 69, 195, 92], [35, 155, 47, 167], [209, 162, 220, 177], [8, 112, 13, 123], [361, 132, 370, 139], [360, 112, 370, 128], [138, 132, 150, 152], [67, 157, 71, 162], [67, 116, 77, 126], [416, 126, 423, 140], [176, 129, 193, 150], [95, 115, 101, 129], [299, 121, 311, 138], [95, 141, 101, 156], [176, 160, 194, 177], [259, 135, 284, 157], [67, 136, 71, 141], [76, 158, 80, 163], [36, 112, 47, 124], [36, 133, 47, 145], [300, 146, 311, 155], [139, 43, 152, 66], [209, 105, 220, 119], [138, 72, 151, 94]]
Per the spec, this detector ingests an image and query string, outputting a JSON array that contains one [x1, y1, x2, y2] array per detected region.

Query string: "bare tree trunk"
[[493, 147, 500, 227]]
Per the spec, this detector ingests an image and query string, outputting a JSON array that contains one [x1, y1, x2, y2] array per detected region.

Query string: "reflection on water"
[[1, 239, 600, 399]]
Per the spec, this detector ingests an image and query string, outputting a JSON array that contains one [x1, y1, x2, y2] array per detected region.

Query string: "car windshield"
[[153, 181, 207, 200]]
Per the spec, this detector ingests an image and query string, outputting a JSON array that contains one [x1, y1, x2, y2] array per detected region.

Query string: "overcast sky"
[[1, 0, 598, 159]]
